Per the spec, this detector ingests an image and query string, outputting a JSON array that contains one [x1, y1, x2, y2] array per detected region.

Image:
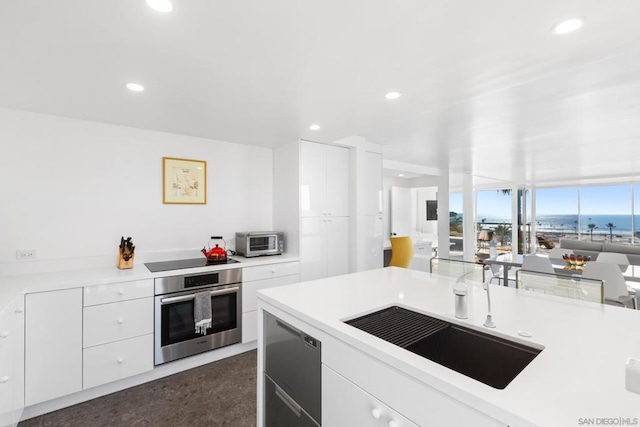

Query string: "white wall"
[[272, 141, 300, 256], [382, 177, 408, 239], [0, 108, 273, 272], [383, 176, 439, 239], [416, 187, 437, 234]]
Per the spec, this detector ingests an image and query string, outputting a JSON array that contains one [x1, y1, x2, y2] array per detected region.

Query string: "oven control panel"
[[185, 273, 219, 288]]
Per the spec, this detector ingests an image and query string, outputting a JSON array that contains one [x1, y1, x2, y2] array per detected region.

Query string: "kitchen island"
[[257, 267, 640, 427]]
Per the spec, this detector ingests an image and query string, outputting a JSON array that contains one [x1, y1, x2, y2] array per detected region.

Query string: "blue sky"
[[450, 185, 639, 216]]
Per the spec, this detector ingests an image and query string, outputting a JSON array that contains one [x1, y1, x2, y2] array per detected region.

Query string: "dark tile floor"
[[19, 349, 257, 427]]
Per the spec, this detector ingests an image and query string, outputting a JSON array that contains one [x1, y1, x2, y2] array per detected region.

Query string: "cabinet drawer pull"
[[118, 290, 125, 296], [275, 319, 301, 338], [0, 331, 9, 338], [274, 383, 302, 417], [117, 318, 124, 324], [371, 408, 381, 419], [388, 420, 399, 427], [15, 307, 23, 313], [161, 286, 239, 305], [0, 376, 8, 384], [117, 357, 124, 364]]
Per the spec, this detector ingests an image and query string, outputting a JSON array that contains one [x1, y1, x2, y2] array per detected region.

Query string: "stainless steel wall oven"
[[154, 268, 242, 365]]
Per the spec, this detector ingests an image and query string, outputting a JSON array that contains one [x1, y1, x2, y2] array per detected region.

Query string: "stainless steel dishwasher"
[[264, 311, 321, 426]]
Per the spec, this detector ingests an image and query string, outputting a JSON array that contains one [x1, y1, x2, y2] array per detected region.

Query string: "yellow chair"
[[389, 236, 414, 268]]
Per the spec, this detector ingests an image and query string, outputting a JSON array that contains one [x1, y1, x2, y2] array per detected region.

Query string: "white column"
[[462, 173, 475, 262], [511, 186, 519, 255], [530, 188, 537, 253], [437, 172, 450, 258]]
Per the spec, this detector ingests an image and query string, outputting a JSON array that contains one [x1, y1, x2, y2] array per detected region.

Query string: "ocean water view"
[[474, 214, 639, 237]]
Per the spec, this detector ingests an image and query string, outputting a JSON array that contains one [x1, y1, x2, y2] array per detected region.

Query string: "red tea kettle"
[[202, 236, 227, 262]]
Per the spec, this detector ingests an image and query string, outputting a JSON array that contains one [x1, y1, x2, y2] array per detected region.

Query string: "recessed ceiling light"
[[398, 173, 405, 177], [146, 0, 173, 13], [309, 124, 320, 131], [385, 91, 402, 100], [552, 18, 584, 35], [126, 83, 145, 92]]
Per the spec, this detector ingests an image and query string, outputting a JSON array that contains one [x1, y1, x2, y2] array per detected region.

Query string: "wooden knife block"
[[117, 249, 135, 269]]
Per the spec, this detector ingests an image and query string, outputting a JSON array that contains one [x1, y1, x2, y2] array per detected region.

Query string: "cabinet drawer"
[[84, 279, 153, 306], [243, 275, 299, 313], [264, 374, 319, 427], [243, 262, 300, 282], [323, 335, 504, 427], [414, 242, 432, 255], [0, 342, 12, 427], [0, 309, 12, 352], [83, 334, 153, 389], [83, 298, 153, 348], [323, 365, 418, 427]]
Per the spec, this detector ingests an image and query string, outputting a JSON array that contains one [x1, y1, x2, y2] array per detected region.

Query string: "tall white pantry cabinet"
[[300, 141, 350, 281], [362, 151, 383, 270]]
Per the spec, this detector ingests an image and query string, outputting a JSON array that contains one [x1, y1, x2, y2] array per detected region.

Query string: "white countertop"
[[383, 233, 438, 250], [257, 267, 640, 427], [0, 254, 299, 316]]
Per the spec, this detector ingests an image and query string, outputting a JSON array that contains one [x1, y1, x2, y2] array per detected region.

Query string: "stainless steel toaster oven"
[[235, 231, 283, 257]]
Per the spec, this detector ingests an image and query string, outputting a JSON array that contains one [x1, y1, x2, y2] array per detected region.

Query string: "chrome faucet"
[[483, 281, 496, 328]]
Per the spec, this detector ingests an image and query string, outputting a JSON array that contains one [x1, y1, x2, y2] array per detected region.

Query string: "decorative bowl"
[[563, 254, 591, 270]]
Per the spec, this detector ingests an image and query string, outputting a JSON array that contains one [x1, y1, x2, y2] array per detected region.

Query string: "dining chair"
[[522, 254, 555, 274], [515, 270, 604, 304], [389, 236, 414, 268], [548, 247, 573, 264], [581, 261, 637, 309], [595, 252, 629, 272], [485, 253, 517, 286], [430, 258, 486, 283]]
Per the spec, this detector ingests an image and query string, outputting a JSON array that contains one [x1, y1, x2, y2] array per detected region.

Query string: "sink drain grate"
[[345, 306, 449, 348]]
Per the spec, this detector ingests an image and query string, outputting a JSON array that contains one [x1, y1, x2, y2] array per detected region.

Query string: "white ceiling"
[[2, 0, 640, 187]]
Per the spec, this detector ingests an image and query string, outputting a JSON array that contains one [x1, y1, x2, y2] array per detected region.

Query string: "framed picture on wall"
[[162, 157, 207, 204]]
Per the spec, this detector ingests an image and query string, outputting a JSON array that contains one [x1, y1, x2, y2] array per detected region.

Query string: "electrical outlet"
[[16, 249, 37, 260]]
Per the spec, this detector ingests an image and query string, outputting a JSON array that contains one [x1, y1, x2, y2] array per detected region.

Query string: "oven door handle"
[[160, 286, 240, 305]]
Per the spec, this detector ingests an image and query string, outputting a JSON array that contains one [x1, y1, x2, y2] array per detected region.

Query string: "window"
[[476, 189, 512, 254], [580, 185, 632, 244], [535, 187, 579, 251]]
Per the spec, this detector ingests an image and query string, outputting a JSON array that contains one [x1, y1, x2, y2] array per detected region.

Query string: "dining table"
[[483, 253, 640, 290]]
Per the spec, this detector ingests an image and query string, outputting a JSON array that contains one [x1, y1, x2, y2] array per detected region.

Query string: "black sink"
[[345, 306, 542, 389]]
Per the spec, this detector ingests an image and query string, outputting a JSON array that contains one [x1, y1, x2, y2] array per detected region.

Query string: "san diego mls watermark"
[[577, 417, 639, 425]]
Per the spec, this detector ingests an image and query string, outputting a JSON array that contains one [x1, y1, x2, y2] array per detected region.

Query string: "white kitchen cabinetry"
[[82, 279, 153, 389], [300, 141, 350, 218], [83, 279, 154, 306], [323, 365, 418, 427], [363, 215, 384, 271], [362, 151, 383, 270], [0, 297, 24, 427], [242, 262, 299, 343], [0, 307, 13, 427], [323, 335, 504, 427], [300, 140, 351, 281], [83, 335, 153, 390], [300, 217, 349, 281], [25, 288, 83, 406], [83, 297, 153, 348]]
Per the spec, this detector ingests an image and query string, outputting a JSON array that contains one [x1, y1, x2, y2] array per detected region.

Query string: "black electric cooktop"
[[144, 258, 240, 273]]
